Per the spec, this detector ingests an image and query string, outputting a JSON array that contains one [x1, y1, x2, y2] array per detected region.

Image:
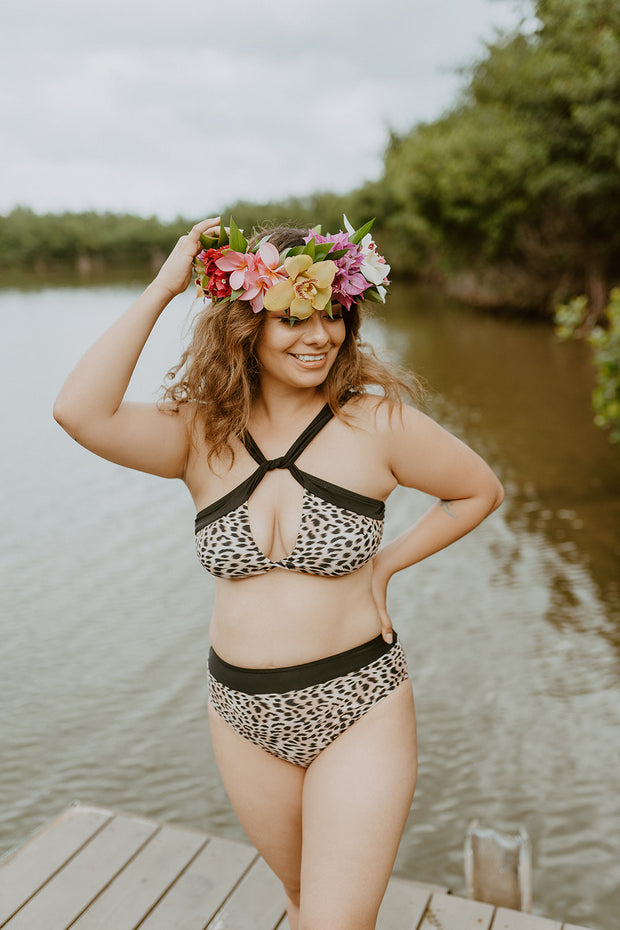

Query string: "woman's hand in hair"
[[152, 217, 222, 302]]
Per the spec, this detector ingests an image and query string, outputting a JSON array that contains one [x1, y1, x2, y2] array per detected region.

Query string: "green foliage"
[[554, 295, 588, 341], [589, 291, 620, 443], [227, 217, 248, 253], [0, 207, 192, 272], [554, 289, 620, 444], [382, 0, 620, 307], [470, 0, 620, 223], [384, 107, 548, 262]]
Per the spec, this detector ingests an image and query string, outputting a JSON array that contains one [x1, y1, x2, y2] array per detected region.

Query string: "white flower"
[[361, 249, 390, 286], [343, 214, 390, 286]]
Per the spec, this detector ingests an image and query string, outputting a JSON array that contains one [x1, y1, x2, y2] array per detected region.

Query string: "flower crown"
[[193, 215, 390, 321]]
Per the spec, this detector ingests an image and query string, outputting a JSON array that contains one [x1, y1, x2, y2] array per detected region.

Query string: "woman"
[[54, 216, 503, 930]]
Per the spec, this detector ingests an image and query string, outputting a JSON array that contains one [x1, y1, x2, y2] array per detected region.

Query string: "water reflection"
[[378, 284, 620, 658]]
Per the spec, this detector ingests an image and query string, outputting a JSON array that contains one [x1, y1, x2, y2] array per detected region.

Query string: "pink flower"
[[216, 242, 285, 312], [304, 230, 369, 310]]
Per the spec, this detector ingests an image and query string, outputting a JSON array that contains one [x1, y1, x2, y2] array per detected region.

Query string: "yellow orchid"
[[263, 255, 337, 319]]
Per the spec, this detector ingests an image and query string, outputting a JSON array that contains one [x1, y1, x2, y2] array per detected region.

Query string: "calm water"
[[1, 282, 619, 930]]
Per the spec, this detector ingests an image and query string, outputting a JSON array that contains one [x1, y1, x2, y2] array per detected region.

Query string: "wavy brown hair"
[[162, 225, 422, 462]]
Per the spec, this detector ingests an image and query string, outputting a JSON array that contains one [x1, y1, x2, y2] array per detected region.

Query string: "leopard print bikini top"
[[194, 404, 385, 579]]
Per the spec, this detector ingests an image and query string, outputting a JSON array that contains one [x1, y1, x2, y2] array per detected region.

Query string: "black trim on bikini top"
[[194, 404, 385, 532]]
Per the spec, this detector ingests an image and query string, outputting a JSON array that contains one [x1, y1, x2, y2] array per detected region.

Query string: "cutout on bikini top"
[[194, 404, 385, 579]]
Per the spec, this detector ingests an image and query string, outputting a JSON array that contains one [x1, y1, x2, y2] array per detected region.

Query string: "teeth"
[[294, 354, 326, 361]]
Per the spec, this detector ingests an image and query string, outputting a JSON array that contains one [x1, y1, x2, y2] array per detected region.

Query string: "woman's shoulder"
[[341, 392, 421, 434]]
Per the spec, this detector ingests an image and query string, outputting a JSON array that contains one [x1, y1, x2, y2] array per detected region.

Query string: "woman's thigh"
[[207, 703, 305, 893], [300, 680, 417, 929]]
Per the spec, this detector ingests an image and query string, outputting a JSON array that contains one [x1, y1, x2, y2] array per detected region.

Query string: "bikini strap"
[[243, 404, 334, 470]]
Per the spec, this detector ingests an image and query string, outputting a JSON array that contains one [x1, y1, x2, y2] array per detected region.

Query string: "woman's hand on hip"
[[152, 217, 222, 301], [371, 554, 394, 644]]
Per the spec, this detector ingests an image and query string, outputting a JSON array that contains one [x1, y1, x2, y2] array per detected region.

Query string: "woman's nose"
[[303, 313, 330, 343]]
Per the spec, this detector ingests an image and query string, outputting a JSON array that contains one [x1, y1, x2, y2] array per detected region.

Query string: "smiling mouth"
[[291, 353, 327, 362]]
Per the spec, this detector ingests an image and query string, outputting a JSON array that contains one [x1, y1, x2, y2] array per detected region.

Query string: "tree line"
[[0, 208, 191, 274]]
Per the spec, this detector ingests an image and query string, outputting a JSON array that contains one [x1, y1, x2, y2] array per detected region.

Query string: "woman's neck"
[[250, 387, 326, 432]]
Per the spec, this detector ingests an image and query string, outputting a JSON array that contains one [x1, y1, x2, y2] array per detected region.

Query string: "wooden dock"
[[0, 803, 592, 930]]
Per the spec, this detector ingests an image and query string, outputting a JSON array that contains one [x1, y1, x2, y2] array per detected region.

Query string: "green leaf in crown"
[[228, 216, 248, 253]]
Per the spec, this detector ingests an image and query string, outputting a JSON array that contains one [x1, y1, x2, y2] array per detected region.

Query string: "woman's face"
[[256, 307, 346, 391]]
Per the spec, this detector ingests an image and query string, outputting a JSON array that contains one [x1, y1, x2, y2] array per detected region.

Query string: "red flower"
[[196, 247, 232, 300]]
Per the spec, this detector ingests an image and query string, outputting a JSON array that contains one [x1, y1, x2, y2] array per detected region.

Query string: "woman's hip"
[[207, 632, 410, 768]]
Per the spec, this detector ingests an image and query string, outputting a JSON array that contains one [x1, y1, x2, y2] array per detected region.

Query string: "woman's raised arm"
[[53, 218, 220, 478]]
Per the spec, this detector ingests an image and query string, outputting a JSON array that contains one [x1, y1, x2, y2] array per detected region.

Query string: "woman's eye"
[[277, 310, 341, 326]]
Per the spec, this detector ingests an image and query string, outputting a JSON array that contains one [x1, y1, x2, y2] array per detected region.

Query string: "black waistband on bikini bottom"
[[208, 631, 398, 694]]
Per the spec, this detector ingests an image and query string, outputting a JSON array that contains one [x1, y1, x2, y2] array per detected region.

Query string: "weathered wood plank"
[[376, 875, 432, 930], [248, 876, 446, 930], [418, 892, 494, 930], [0, 804, 111, 925], [207, 856, 285, 930], [0, 806, 597, 930], [3, 812, 158, 930], [491, 911, 562, 930], [139, 836, 257, 930], [70, 823, 206, 930]]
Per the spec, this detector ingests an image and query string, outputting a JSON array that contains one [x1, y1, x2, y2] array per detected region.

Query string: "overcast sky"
[[1, 0, 526, 219]]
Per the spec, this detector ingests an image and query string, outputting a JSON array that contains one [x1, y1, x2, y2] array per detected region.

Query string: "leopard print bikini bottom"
[[207, 632, 409, 768]]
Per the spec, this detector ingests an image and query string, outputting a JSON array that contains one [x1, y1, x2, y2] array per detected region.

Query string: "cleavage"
[[246, 470, 305, 562]]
